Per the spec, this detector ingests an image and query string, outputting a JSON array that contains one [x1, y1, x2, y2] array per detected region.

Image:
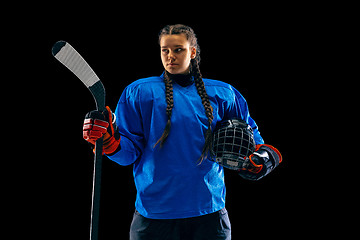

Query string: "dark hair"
[[154, 24, 214, 163]]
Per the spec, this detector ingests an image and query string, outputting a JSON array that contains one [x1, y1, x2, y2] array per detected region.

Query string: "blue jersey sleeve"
[[106, 84, 145, 166], [228, 86, 264, 145]]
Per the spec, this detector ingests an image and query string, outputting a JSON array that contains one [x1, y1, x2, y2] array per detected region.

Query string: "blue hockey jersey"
[[107, 73, 264, 219]]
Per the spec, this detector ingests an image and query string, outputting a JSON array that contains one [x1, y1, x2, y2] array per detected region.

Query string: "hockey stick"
[[52, 40, 105, 240]]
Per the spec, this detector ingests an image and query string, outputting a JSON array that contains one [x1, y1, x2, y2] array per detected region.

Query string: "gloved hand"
[[239, 144, 282, 181], [83, 106, 121, 155]]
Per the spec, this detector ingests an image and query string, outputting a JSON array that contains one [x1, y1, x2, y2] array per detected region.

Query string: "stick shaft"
[[52, 41, 106, 240], [90, 139, 103, 240]]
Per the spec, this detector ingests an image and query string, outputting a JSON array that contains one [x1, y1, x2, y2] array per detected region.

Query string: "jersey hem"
[[135, 204, 226, 220]]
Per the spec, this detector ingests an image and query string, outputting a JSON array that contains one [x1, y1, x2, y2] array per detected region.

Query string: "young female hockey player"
[[83, 24, 282, 240]]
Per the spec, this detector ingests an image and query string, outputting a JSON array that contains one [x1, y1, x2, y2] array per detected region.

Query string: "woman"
[[83, 24, 282, 240]]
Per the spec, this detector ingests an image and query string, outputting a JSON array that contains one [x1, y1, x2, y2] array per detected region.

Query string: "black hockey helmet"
[[212, 118, 256, 171]]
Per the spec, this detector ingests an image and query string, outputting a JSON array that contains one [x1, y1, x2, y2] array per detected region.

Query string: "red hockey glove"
[[83, 106, 121, 155], [239, 144, 282, 181]]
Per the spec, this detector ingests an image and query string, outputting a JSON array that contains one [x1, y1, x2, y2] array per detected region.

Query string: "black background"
[[13, 7, 337, 239]]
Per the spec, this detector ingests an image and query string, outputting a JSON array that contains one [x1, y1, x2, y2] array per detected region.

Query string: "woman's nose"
[[168, 51, 175, 60]]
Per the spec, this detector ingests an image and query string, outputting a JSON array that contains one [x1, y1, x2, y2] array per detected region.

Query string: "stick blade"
[[52, 40, 100, 88]]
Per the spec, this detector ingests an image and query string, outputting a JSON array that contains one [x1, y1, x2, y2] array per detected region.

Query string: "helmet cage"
[[212, 119, 256, 170]]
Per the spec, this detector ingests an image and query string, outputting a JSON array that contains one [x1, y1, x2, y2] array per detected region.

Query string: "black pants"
[[129, 208, 231, 240]]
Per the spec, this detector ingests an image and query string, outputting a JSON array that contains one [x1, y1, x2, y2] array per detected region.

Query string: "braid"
[[165, 71, 174, 118], [191, 59, 214, 163], [153, 71, 174, 148]]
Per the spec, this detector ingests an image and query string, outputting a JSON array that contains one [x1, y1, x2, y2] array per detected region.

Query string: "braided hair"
[[154, 24, 214, 163]]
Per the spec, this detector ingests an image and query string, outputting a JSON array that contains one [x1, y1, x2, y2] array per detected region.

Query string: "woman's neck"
[[168, 72, 194, 87]]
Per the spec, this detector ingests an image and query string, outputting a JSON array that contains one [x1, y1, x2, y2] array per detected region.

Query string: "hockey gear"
[[107, 73, 264, 219], [239, 144, 282, 181], [83, 111, 109, 144], [212, 118, 256, 171], [52, 40, 105, 240], [83, 106, 121, 155], [52, 40, 105, 111]]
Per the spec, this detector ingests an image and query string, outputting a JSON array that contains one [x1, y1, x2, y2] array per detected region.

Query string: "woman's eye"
[[175, 48, 183, 52], [162, 49, 169, 54]]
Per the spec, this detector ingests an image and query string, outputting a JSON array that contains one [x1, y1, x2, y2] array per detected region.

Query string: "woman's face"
[[160, 33, 196, 74]]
